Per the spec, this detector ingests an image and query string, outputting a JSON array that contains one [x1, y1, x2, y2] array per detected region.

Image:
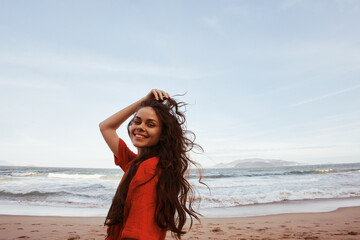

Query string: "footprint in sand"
[[211, 227, 223, 233], [304, 236, 319, 240], [17, 236, 29, 239], [67, 236, 80, 240], [256, 228, 266, 232], [30, 230, 39, 232]]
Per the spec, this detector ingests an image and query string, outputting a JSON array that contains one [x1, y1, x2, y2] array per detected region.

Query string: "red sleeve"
[[121, 158, 165, 240], [114, 138, 137, 172]]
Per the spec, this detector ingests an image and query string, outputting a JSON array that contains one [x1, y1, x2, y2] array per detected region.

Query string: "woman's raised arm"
[[99, 89, 169, 157]]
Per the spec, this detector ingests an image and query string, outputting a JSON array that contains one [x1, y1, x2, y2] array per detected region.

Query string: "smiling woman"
[[99, 89, 204, 240]]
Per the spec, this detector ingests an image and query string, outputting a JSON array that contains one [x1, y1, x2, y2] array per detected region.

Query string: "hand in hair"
[[146, 89, 170, 101]]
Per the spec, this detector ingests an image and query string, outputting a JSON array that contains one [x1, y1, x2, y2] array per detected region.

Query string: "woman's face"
[[130, 106, 162, 149]]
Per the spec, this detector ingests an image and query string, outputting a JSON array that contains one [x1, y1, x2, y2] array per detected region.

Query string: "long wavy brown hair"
[[105, 97, 204, 239]]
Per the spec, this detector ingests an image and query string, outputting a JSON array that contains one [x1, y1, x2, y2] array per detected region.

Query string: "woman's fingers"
[[159, 90, 170, 100], [151, 89, 169, 101], [151, 89, 160, 100]]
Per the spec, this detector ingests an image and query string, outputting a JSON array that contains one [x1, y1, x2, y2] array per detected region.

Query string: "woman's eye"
[[134, 120, 141, 125]]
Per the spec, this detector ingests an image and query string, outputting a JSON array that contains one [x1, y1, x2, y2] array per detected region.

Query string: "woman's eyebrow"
[[146, 118, 158, 123], [135, 116, 158, 123]]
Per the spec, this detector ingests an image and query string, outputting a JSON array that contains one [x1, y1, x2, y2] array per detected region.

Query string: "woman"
[[99, 89, 203, 240]]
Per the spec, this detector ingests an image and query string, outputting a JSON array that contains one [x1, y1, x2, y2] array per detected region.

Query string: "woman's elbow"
[[99, 121, 107, 132], [99, 121, 116, 132]]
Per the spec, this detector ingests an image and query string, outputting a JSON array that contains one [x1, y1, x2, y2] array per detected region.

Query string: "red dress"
[[106, 138, 166, 240]]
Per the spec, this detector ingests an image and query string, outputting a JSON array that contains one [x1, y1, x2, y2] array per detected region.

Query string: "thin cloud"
[[291, 84, 360, 107], [0, 77, 64, 89], [203, 16, 220, 29], [280, 0, 304, 10], [0, 49, 210, 80]]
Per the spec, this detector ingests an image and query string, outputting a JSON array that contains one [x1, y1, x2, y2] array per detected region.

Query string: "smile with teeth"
[[134, 134, 148, 138]]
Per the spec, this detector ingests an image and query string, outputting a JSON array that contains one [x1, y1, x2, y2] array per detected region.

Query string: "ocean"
[[1, 162, 360, 217]]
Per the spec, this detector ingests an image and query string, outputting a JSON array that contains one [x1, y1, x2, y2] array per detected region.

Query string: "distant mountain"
[[211, 158, 298, 169]]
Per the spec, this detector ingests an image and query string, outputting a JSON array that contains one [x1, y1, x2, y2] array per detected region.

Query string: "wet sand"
[[0, 206, 359, 240]]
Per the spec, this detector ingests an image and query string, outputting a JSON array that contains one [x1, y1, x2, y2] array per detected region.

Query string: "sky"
[[0, 0, 360, 168]]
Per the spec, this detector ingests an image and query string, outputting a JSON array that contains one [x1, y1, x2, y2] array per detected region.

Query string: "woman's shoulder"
[[136, 157, 159, 177], [130, 157, 159, 185], [139, 157, 159, 170]]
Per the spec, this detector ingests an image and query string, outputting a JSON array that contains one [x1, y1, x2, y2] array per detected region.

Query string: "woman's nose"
[[136, 123, 145, 131]]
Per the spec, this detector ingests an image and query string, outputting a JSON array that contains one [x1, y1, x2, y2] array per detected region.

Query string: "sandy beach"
[[0, 206, 359, 240]]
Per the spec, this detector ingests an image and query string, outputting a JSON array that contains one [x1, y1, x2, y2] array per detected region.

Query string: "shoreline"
[[1, 197, 360, 218], [1, 206, 359, 239]]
